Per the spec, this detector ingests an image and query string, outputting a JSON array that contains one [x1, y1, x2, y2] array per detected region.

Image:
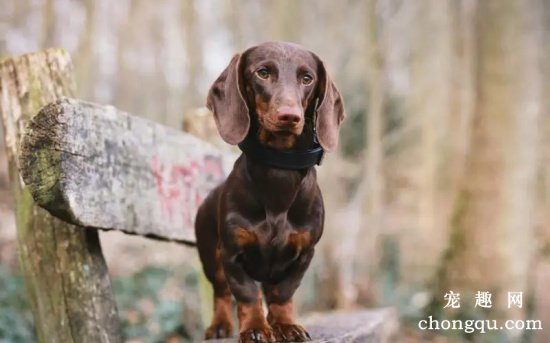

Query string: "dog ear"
[[312, 54, 345, 152], [206, 53, 250, 145]]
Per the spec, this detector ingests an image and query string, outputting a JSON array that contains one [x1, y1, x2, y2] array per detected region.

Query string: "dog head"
[[207, 41, 345, 152]]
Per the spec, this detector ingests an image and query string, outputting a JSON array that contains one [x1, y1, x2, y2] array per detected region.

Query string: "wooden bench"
[[19, 96, 235, 244], [1, 49, 398, 342]]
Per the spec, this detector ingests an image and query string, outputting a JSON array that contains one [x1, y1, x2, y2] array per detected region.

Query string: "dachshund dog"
[[196, 41, 345, 343]]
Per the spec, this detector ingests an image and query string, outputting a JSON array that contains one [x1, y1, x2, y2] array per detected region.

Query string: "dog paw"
[[271, 323, 311, 342], [204, 320, 233, 339], [239, 327, 276, 343]]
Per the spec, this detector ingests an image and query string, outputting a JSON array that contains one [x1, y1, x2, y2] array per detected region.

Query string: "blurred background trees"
[[0, 0, 548, 342]]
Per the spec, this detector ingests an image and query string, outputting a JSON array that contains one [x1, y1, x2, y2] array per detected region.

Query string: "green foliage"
[[375, 228, 521, 343], [112, 265, 205, 343], [383, 96, 404, 136], [0, 263, 206, 343], [339, 93, 405, 159], [339, 107, 366, 158], [378, 235, 400, 305], [0, 265, 35, 343]]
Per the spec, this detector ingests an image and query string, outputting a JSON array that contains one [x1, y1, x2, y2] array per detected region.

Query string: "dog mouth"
[[259, 124, 303, 138], [257, 128, 300, 150], [272, 122, 304, 136], [273, 129, 299, 137], [255, 116, 307, 150]]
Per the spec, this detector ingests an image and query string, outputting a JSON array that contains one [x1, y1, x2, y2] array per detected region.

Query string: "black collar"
[[238, 133, 324, 170]]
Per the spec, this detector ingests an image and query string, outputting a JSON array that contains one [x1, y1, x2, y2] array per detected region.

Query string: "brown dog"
[[195, 41, 345, 343]]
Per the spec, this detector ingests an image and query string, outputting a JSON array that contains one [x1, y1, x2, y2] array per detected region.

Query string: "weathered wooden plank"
[[208, 308, 399, 343], [0, 50, 121, 342], [19, 97, 235, 244]]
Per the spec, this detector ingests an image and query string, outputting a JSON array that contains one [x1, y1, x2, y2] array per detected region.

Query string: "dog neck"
[[240, 152, 316, 215]]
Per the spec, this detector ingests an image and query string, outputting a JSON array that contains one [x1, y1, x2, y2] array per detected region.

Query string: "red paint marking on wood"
[[151, 155, 225, 227]]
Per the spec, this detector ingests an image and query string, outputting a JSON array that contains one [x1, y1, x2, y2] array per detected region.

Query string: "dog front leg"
[[262, 249, 314, 342], [223, 256, 275, 343]]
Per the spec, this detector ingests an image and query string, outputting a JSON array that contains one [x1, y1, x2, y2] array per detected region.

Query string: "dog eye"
[[255, 68, 270, 80], [302, 74, 314, 85]]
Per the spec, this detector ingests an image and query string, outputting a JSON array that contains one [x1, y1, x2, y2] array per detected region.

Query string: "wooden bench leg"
[[0, 49, 121, 342]]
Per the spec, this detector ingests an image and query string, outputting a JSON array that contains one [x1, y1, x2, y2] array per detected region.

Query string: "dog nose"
[[276, 106, 301, 124]]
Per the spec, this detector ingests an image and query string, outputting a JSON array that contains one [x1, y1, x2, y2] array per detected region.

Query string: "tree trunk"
[[74, 0, 96, 101], [430, 0, 541, 328], [182, 0, 203, 112], [535, 2, 550, 342], [405, 0, 454, 284], [357, 0, 386, 305], [365, 0, 385, 257], [539, 0, 550, 255], [0, 49, 121, 343], [446, 0, 477, 236]]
